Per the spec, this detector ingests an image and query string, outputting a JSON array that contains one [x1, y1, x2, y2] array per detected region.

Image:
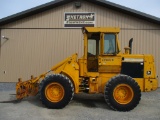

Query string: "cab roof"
[[84, 27, 120, 33]]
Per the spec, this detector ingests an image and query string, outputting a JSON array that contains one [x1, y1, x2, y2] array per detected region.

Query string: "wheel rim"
[[45, 82, 64, 102], [113, 84, 134, 104]]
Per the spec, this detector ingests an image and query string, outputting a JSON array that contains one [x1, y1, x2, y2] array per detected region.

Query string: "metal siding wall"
[[0, 29, 83, 82], [0, 1, 160, 87]]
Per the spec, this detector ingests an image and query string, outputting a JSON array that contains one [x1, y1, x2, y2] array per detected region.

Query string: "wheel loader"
[[16, 27, 158, 111]]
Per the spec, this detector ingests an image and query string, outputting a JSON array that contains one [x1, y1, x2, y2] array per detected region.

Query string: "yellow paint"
[[89, 77, 99, 93], [53, 54, 80, 93], [98, 73, 118, 93], [84, 27, 120, 33], [143, 55, 156, 79], [113, 84, 134, 104], [144, 78, 158, 91], [16, 27, 158, 100], [98, 56, 121, 73], [45, 82, 64, 102]]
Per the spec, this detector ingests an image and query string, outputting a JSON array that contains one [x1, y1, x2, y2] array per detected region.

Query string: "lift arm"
[[16, 54, 77, 100]]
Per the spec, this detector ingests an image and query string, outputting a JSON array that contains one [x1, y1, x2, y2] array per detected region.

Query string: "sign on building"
[[64, 12, 95, 28]]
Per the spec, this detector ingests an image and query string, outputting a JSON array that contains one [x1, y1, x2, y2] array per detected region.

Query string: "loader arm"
[[16, 53, 78, 100]]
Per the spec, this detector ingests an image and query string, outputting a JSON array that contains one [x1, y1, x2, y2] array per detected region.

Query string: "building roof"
[[0, 0, 160, 26]]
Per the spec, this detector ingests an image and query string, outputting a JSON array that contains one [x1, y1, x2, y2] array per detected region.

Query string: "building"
[[0, 0, 160, 87]]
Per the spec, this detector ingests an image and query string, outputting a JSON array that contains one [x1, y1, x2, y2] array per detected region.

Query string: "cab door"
[[87, 33, 100, 72]]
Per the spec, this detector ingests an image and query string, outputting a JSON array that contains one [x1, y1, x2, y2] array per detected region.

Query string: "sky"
[[0, 0, 160, 19]]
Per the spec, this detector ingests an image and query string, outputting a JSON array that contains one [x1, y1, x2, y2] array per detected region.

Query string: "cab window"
[[104, 34, 116, 54], [87, 33, 100, 56], [88, 39, 96, 55]]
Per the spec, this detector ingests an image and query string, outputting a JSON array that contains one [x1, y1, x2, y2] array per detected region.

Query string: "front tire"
[[104, 74, 141, 111], [40, 74, 74, 109]]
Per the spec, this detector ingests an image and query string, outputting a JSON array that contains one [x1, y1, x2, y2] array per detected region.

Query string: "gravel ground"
[[0, 83, 160, 120]]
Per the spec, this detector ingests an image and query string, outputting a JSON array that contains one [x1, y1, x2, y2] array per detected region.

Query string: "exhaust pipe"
[[129, 38, 133, 54]]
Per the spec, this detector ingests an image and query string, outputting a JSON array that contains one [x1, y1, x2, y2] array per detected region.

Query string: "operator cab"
[[83, 27, 120, 72]]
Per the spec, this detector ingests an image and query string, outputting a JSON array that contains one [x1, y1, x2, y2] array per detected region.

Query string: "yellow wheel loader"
[[16, 27, 158, 111]]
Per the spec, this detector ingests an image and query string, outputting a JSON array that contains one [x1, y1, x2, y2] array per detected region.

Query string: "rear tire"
[[104, 74, 141, 111], [40, 74, 74, 109]]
